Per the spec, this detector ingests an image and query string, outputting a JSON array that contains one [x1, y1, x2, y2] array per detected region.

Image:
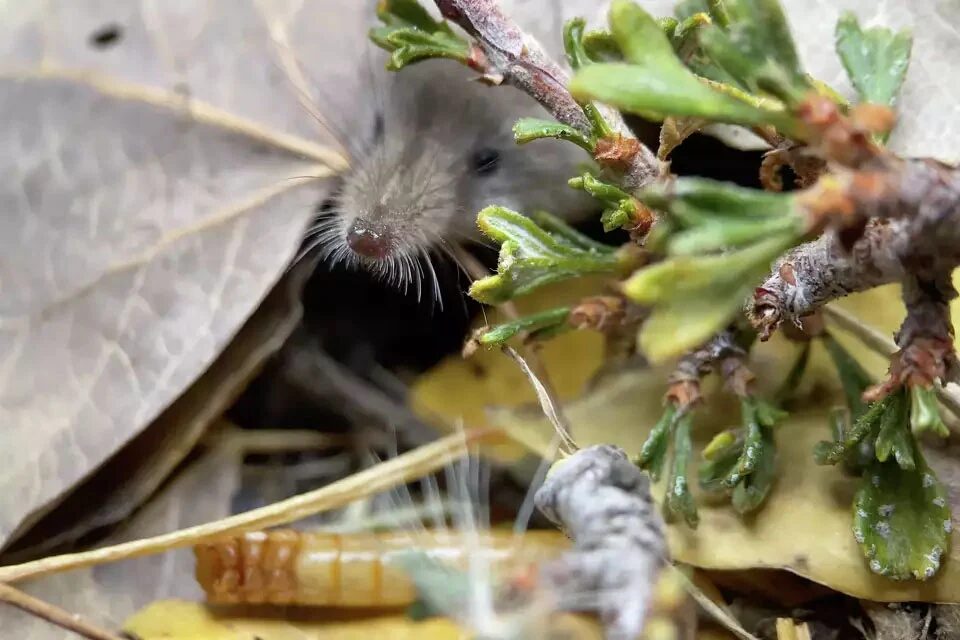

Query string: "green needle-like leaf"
[[698, 398, 780, 513], [636, 178, 803, 255], [641, 177, 797, 218], [815, 395, 889, 465], [874, 389, 914, 471], [582, 29, 622, 63], [513, 117, 595, 153], [676, 0, 731, 28], [571, 1, 797, 132], [530, 211, 615, 253], [562, 19, 616, 138], [376, 0, 438, 31], [569, 173, 632, 205], [911, 386, 950, 438], [698, 0, 810, 105], [667, 217, 801, 255], [469, 207, 625, 304], [725, 396, 784, 487], [564, 18, 592, 70], [659, 16, 680, 37], [699, 432, 743, 492], [637, 404, 679, 481], [568, 173, 639, 232], [820, 407, 875, 473], [732, 424, 776, 513], [835, 12, 912, 109], [625, 232, 797, 360], [853, 453, 952, 581], [671, 12, 712, 60], [664, 413, 699, 528], [475, 307, 572, 348], [823, 332, 873, 419], [598, 200, 635, 232]]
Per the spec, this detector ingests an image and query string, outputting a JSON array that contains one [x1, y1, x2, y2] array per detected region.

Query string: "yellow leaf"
[[124, 600, 464, 640], [125, 600, 604, 639]]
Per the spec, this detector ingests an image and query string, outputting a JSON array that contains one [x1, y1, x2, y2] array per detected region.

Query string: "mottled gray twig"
[[433, 0, 658, 191], [751, 159, 960, 337], [751, 220, 909, 337], [749, 159, 960, 395], [535, 445, 666, 639]]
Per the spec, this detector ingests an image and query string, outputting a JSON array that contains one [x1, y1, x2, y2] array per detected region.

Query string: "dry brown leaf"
[[0, 438, 243, 639], [3, 264, 310, 559], [124, 600, 604, 640]]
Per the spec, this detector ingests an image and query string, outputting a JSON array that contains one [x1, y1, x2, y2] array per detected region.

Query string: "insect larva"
[[194, 529, 569, 607]]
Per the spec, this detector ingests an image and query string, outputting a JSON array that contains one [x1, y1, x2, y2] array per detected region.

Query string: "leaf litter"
[[0, 0, 351, 548], [5, 0, 960, 638]]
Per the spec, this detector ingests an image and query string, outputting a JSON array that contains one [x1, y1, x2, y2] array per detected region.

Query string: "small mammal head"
[[309, 52, 592, 300]]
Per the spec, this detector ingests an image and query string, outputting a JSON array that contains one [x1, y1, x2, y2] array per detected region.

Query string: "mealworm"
[[194, 529, 569, 607]]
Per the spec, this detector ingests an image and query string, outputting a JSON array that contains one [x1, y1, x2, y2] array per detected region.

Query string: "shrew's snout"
[[346, 218, 394, 261]]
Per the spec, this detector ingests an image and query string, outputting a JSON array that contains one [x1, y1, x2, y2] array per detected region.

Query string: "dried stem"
[[0, 429, 494, 583], [503, 345, 578, 455], [0, 582, 124, 640], [436, 0, 588, 129], [433, 0, 658, 190]]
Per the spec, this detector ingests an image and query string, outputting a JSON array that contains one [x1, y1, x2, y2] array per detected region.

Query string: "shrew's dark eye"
[[471, 148, 501, 176]]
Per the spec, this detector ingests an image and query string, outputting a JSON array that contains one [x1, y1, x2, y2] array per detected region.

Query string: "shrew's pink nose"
[[346, 219, 393, 260]]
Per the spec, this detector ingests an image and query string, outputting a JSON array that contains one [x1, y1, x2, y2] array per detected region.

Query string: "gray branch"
[[535, 445, 667, 640], [750, 159, 960, 339]]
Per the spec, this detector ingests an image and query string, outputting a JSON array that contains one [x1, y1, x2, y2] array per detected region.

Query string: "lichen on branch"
[[749, 159, 960, 395], [535, 445, 667, 639]]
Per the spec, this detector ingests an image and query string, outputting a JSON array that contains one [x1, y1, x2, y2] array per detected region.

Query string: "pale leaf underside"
[[0, 0, 364, 547]]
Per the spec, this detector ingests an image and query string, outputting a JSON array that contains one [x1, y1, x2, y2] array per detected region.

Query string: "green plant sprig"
[[469, 307, 573, 350], [469, 207, 637, 305], [698, 395, 784, 514], [636, 404, 699, 527], [817, 337, 952, 581], [370, 0, 473, 70]]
